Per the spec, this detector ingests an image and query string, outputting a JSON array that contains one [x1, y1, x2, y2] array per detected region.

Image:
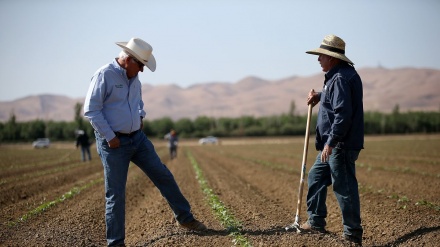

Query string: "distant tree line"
[[0, 103, 439, 143]]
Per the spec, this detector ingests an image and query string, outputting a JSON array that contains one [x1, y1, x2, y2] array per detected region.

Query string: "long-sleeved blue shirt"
[[84, 59, 146, 141], [315, 63, 364, 151]]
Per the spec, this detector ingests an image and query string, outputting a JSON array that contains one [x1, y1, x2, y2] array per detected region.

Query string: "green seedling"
[[415, 200, 440, 211], [187, 151, 252, 246], [7, 178, 103, 227]]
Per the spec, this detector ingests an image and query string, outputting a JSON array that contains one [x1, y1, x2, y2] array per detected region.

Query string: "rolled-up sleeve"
[[138, 86, 146, 119]]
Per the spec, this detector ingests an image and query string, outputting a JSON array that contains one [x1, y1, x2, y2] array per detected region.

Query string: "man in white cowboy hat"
[[84, 37, 206, 246], [300, 34, 364, 246]]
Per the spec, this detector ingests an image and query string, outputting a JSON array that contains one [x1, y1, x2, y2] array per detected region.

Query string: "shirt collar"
[[111, 58, 129, 80], [324, 62, 347, 81]]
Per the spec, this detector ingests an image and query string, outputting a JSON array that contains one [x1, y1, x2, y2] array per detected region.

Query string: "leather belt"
[[114, 129, 140, 137]]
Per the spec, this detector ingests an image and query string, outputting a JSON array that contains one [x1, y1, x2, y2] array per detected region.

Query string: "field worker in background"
[[75, 130, 92, 162], [301, 34, 364, 246], [84, 37, 207, 246], [169, 129, 179, 160]]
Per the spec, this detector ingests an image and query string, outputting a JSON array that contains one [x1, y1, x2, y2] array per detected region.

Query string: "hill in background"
[[1, 67, 439, 122]]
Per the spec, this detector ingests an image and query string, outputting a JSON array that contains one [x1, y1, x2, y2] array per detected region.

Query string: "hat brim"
[[306, 48, 354, 65], [116, 42, 156, 72]]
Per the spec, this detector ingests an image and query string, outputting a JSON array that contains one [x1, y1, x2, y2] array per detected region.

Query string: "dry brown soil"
[[1, 135, 439, 246]]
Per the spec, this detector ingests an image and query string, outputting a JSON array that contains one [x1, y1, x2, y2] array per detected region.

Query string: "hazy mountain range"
[[1, 67, 439, 122]]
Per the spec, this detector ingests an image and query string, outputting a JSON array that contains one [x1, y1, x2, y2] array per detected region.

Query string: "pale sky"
[[0, 0, 439, 101]]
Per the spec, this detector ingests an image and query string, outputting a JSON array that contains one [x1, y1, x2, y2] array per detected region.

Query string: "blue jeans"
[[306, 148, 363, 239], [80, 145, 91, 161], [95, 131, 194, 246], [170, 146, 177, 159]]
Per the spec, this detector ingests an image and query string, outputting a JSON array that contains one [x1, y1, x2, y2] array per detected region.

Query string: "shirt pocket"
[[321, 85, 331, 105]]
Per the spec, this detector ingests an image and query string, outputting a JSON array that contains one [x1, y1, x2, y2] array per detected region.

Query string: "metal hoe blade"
[[285, 215, 301, 233]]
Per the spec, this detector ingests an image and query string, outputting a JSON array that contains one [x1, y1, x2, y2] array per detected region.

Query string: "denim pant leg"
[[330, 149, 363, 239], [170, 146, 177, 159], [96, 132, 131, 246], [81, 146, 91, 161], [80, 146, 86, 161], [130, 133, 194, 224], [85, 145, 92, 160], [306, 152, 332, 229]]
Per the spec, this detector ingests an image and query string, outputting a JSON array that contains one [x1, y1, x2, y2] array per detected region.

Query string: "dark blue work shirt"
[[315, 63, 364, 151]]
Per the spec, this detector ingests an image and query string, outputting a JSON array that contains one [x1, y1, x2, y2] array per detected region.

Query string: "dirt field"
[[1, 135, 439, 246]]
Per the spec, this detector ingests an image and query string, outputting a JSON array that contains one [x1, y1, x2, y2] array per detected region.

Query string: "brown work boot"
[[300, 221, 327, 233], [177, 219, 207, 231]]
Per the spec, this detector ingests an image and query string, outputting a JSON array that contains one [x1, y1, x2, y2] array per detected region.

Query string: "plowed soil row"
[[0, 135, 439, 246]]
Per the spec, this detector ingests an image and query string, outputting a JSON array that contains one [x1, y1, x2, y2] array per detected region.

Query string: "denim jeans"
[[170, 146, 177, 159], [80, 145, 91, 161], [306, 148, 363, 239], [95, 131, 194, 246]]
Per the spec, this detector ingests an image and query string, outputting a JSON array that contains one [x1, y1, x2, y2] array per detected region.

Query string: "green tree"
[[193, 116, 212, 137], [364, 112, 382, 134], [0, 122, 4, 141], [244, 126, 266, 136], [45, 121, 67, 141], [142, 120, 154, 136], [3, 112, 21, 142], [175, 118, 194, 137], [20, 120, 46, 141], [151, 117, 174, 138], [217, 117, 237, 134], [74, 103, 85, 130], [288, 100, 296, 117]]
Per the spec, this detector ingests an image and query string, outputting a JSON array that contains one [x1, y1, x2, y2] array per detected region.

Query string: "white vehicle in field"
[[198, 136, 219, 145], [32, 138, 50, 148]]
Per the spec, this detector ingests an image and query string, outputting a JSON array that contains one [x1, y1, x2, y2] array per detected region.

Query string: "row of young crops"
[[1, 135, 439, 246]]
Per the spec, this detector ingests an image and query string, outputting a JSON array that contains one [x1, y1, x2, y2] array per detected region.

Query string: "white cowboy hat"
[[306, 34, 354, 65], [116, 38, 156, 72]]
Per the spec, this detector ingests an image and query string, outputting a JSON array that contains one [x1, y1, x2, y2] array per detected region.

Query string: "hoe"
[[285, 103, 313, 233]]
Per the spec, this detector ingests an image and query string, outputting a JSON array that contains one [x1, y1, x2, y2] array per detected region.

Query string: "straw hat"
[[306, 34, 353, 65], [116, 38, 156, 72]]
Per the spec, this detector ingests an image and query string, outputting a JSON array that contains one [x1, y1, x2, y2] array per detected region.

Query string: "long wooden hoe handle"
[[285, 103, 313, 232], [294, 104, 313, 227]]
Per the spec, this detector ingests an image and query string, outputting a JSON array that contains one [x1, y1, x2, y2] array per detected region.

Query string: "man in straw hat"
[[84, 37, 207, 246], [301, 34, 364, 246]]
